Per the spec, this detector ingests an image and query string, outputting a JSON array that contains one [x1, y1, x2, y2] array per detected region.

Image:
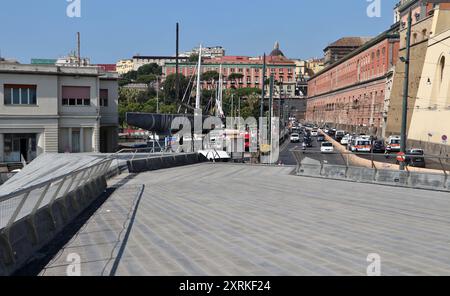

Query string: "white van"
[[350, 138, 372, 152], [386, 136, 401, 153]]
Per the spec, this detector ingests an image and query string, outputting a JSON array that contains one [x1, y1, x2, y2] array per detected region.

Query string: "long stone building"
[[306, 27, 400, 136]]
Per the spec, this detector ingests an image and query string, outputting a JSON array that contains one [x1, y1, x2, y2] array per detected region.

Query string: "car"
[[372, 140, 386, 153], [311, 129, 319, 137], [340, 134, 350, 146], [405, 149, 426, 168], [327, 129, 336, 138], [290, 133, 301, 143], [317, 134, 326, 142], [304, 137, 313, 147], [335, 130, 346, 142], [321, 142, 334, 153]]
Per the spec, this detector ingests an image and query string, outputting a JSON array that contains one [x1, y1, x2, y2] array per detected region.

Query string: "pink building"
[[164, 53, 298, 98], [306, 27, 400, 135]]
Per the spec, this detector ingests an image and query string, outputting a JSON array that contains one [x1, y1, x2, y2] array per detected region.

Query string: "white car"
[[311, 130, 319, 137], [290, 133, 301, 143], [340, 134, 350, 145], [321, 142, 334, 153]]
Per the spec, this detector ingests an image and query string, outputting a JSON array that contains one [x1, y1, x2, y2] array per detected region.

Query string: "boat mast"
[[195, 45, 203, 110], [217, 64, 224, 118]]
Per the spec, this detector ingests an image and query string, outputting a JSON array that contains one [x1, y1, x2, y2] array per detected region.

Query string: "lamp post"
[[400, 8, 412, 171]]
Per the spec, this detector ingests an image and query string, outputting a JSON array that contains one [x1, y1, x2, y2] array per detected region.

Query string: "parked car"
[[372, 140, 386, 153], [290, 133, 301, 143], [405, 149, 426, 168], [321, 142, 334, 153]]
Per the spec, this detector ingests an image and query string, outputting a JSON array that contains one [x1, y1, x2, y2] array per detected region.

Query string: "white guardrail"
[[0, 159, 112, 231]]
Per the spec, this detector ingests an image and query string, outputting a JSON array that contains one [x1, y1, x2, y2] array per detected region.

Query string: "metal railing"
[[0, 158, 112, 231]]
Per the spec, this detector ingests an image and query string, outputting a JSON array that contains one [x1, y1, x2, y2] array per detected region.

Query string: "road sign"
[[442, 135, 448, 142], [396, 152, 406, 163]]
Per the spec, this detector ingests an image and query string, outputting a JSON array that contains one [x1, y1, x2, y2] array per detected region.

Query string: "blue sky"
[[0, 0, 397, 64]]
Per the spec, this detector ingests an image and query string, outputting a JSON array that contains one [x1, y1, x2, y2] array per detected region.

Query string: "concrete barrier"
[[0, 175, 108, 276], [322, 165, 348, 180], [295, 160, 450, 192], [127, 153, 207, 174]]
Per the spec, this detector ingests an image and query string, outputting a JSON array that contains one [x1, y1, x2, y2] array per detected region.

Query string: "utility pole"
[[156, 77, 160, 113], [269, 75, 274, 164], [260, 53, 266, 120], [400, 9, 412, 171], [77, 32, 81, 66], [175, 23, 180, 103]]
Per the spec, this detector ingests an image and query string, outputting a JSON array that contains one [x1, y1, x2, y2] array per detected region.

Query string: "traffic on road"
[[280, 119, 448, 171]]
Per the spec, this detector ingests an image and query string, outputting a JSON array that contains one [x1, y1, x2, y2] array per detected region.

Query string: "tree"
[[228, 73, 244, 81], [201, 71, 219, 82], [137, 63, 162, 76], [136, 74, 157, 84], [162, 73, 190, 104], [119, 88, 154, 104], [159, 104, 178, 114], [189, 53, 199, 62]]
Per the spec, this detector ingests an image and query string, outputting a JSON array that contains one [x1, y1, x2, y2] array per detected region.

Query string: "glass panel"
[[4, 87, 12, 105], [21, 88, 29, 104], [72, 132, 81, 153], [12, 88, 20, 104], [29, 88, 37, 104]]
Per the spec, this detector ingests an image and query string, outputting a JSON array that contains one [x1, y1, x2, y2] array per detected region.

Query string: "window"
[[4, 85, 37, 105], [100, 89, 109, 107], [62, 86, 91, 106], [439, 56, 445, 86]]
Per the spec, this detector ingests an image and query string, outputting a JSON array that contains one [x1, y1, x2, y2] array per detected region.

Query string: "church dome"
[[270, 41, 285, 57]]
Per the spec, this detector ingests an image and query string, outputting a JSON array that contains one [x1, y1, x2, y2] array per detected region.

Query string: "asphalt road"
[[279, 133, 450, 171]]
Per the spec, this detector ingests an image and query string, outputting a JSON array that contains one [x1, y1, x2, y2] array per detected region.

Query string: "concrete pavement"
[[38, 163, 450, 276]]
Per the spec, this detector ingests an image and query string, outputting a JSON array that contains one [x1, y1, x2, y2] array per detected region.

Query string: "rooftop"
[[39, 163, 450, 276], [324, 37, 373, 51], [0, 63, 118, 79]]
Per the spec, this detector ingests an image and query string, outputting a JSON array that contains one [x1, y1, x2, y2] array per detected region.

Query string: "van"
[[350, 138, 372, 152], [386, 136, 401, 153]]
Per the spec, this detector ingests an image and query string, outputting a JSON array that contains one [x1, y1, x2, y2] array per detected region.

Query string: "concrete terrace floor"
[[40, 163, 450, 276]]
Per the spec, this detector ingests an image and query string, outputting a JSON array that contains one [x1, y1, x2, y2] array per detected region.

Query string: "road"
[[279, 133, 450, 171], [278, 135, 348, 166]]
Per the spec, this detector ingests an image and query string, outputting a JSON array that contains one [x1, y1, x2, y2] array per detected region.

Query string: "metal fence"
[[0, 158, 112, 231]]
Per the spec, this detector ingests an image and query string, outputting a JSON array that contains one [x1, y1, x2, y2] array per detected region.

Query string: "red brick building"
[[306, 27, 400, 136]]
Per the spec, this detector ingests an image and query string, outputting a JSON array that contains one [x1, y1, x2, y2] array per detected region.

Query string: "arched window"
[[439, 56, 445, 86]]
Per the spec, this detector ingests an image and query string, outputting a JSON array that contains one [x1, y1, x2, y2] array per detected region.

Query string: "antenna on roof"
[[77, 32, 81, 66]]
